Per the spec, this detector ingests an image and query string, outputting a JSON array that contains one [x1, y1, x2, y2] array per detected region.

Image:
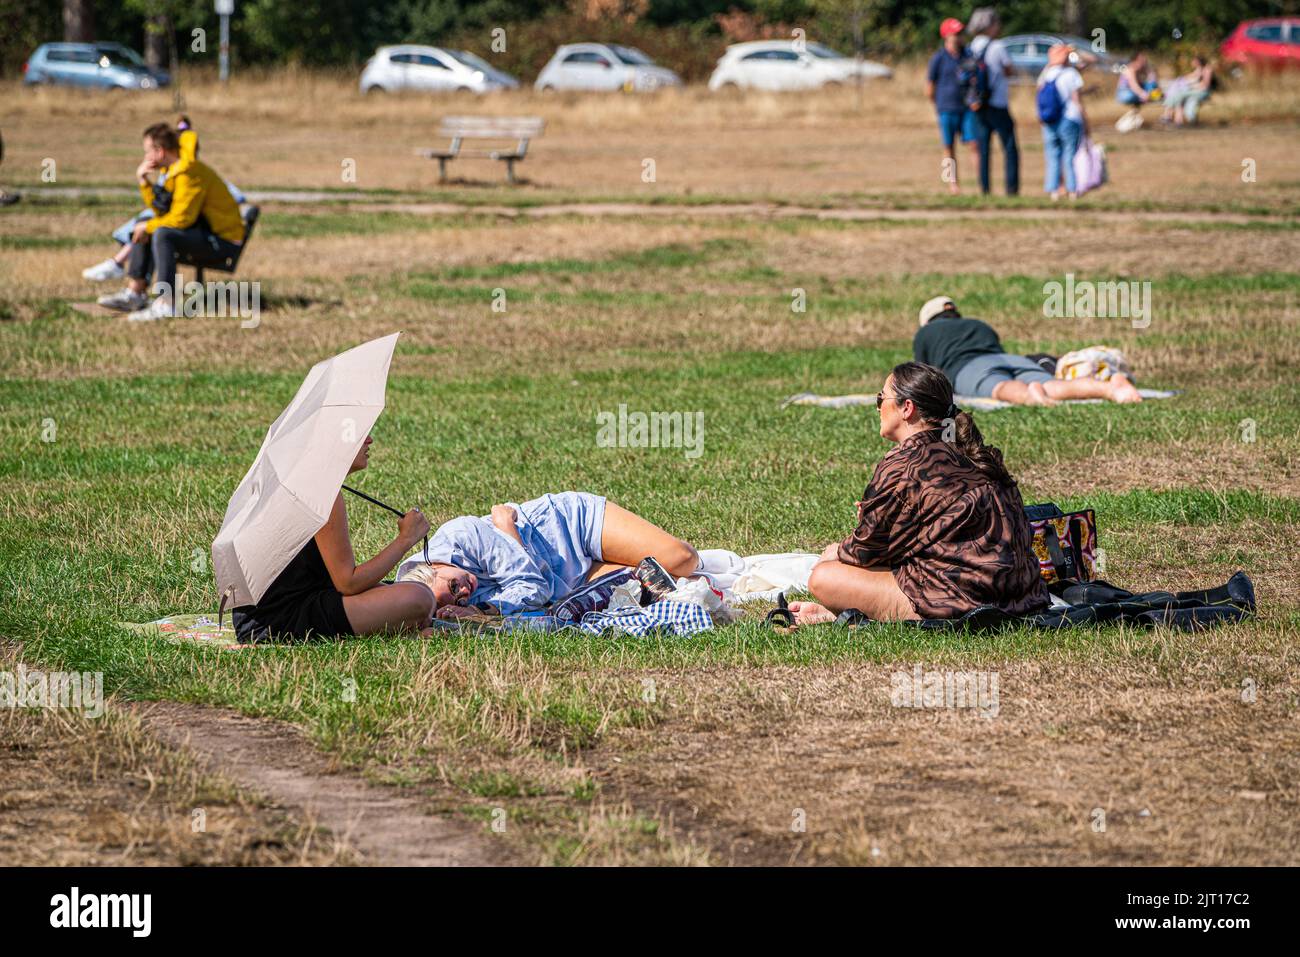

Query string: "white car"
[[534, 43, 682, 92], [360, 45, 519, 94], [707, 40, 893, 91]]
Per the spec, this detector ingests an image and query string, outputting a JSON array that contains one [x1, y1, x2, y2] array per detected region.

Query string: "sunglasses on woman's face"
[[876, 392, 900, 410]]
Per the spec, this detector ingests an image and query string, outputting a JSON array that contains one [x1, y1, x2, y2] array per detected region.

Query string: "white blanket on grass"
[[783, 389, 1179, 411]]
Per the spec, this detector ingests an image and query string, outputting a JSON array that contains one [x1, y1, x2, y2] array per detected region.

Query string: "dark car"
[[999, 34, 1127, 83], [24, 42, 169, 90]]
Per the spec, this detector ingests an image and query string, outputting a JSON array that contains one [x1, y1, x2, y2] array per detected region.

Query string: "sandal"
[[764, 593, 796, 630]]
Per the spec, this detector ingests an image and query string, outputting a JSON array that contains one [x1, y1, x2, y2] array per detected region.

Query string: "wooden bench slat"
[[421, 115, 543, 184]]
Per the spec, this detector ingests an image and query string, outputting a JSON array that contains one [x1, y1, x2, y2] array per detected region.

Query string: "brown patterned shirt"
[[837, 429, 1048, 619]]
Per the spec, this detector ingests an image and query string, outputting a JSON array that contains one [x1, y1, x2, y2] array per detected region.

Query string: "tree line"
[[1, 0, 1281, 79]]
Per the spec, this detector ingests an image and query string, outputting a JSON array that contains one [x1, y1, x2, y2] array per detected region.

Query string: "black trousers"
[[127, 223, 242, 288], [975, 106, 1020, 196]]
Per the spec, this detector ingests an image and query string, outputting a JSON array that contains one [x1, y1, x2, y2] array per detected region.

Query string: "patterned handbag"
[[1025, 503, 1098, 584], [551, 567, 635, 624]]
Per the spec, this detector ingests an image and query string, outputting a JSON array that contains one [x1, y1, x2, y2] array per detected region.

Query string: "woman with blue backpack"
[[1036, 44, 1089, 200]]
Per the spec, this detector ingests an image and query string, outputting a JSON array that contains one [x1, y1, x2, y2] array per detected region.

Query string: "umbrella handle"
[[341, 483, 404, 517], [341, 484, 431, 565]]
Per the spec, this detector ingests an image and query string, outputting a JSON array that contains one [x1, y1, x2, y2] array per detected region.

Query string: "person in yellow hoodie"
[[83, 117, 246, 283], [97, 121, 245, 322]]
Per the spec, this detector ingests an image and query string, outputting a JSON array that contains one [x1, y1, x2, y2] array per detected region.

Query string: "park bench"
[[418, 116, 544, 184], [176, 204, 260, 285]]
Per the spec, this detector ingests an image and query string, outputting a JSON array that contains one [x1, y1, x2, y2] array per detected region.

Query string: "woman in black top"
[[912, 295, 1142, 405], [232, 435, 434, 641]]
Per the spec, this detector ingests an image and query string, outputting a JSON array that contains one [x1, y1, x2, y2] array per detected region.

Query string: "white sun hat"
[[918, 295, 957, 327]]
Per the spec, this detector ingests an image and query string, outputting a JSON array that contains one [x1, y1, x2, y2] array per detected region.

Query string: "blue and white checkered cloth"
[[579, 600, 713, 637]]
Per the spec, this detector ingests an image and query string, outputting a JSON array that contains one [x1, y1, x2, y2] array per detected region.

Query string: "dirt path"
[[27, 186, 1292, 227], [134, 701, 505, 867]]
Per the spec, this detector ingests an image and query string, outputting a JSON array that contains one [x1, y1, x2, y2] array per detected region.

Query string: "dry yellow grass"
[[0, 649, 348, 866], [595, 657, 1300, 865], [4, 65, 1299, 204]]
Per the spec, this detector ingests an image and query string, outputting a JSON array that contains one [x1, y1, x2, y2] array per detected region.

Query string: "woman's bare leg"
[[341, 582, 434, 635], [595, 501, 699, 577], [991, 379, 1057, 406], [800, 560, 920, 622], [1042, 373, 1142, 403]]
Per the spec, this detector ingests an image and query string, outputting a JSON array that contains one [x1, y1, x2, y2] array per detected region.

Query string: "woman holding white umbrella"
[[231, 435, 434, 642], [214, 333, 436, 641]]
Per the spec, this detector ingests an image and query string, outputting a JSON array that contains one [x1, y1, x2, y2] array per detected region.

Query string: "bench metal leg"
[[504, 158, 516, 185], [438, 157, 448, 183]]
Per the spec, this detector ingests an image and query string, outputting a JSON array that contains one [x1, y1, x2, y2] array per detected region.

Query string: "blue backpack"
[[958, 45, 991, 110], [1037, 76, 1065, 123]]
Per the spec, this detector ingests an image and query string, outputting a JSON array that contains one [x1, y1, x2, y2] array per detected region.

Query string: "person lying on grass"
[[232, 435, 436, 642], [789, 361, 1049, 626], [397, 491, 699, 620], [914, 295, 1142, 406]]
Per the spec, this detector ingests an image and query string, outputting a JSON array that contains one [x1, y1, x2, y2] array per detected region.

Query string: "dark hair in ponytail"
[[888, 361, 1016, 487]]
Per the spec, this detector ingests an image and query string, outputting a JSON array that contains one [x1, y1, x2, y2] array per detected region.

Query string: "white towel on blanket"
[[699, 549, 819, 602]]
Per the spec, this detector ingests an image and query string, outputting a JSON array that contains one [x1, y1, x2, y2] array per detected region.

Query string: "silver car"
[[534, 43, 682, 92], [1000, 34, 1127, 83], [359, 45, 519, 94]]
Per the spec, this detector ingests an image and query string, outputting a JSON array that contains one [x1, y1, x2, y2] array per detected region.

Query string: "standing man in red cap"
[[926, 18, 979, 195], [925, 17, 977, 195]]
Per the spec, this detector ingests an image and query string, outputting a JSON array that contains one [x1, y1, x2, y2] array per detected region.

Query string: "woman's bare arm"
[[315, 494, 428, 596]]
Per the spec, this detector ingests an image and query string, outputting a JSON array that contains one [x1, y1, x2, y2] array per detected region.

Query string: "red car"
[[1220, 18, 1300, 71]]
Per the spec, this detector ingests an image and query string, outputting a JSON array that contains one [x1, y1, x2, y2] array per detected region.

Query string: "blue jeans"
[[1042, 117, 1082, 194], [974, 105, 1019, 195]]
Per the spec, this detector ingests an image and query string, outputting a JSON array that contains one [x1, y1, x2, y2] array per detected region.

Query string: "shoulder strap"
[[1040, 523, 1073, 581]]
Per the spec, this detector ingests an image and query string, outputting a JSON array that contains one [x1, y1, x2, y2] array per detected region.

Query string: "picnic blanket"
[[577, 600, 713, 637], [783, 389, 1180, 412], [813, 570, 1256, 632], [121, 614, 250, 649]]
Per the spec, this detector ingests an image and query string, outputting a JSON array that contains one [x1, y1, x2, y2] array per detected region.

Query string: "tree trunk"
[[144, 15, 170, 69], [1061, 0, 1088, 39], [62, 0, 95, 42]]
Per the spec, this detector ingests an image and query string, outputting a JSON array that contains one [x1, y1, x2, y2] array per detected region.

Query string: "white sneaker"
[[83, 258, 126, 282], [127, 296, 174, 323], [97, 288, 150, 312]]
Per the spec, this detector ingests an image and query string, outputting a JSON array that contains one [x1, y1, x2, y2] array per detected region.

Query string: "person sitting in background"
[[398, 491, 699, 619], [1117, 51, 1159, 108], [95, 121, 245, 323], [83, 116, 245, 282], [1162, 56, 1214, 126], [1036, 43, 1088, 200], [926, 17, 980, 196], [789, 361, 1048, 625], [912, 295, 1142, 405]]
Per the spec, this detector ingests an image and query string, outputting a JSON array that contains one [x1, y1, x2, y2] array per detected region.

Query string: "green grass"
[[2, 203, 1297, 860]]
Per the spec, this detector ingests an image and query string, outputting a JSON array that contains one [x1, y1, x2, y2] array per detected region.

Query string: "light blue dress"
[[417, 492, 607, 615]]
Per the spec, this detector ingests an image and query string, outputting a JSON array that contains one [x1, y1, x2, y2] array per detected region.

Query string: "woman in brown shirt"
[[791, 361, 1048, 625]]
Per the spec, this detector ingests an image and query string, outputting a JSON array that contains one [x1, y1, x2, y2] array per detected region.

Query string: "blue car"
[[24, 42, 169, 90]]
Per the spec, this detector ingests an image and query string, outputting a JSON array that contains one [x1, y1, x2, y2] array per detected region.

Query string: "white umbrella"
[[212, 332, 401, 614]]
